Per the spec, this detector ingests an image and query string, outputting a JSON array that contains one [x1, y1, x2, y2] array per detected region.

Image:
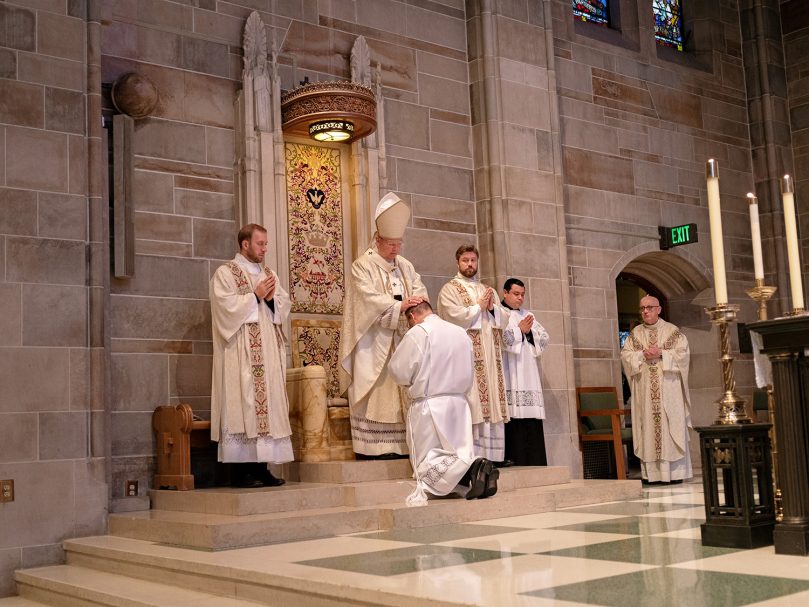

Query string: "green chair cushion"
[[579, 391, 619, 431]]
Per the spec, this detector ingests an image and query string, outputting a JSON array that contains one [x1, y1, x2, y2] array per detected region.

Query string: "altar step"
[[107, 463, 638, 551], [12, 536, 457, 607], [7, 462, 641, 607]]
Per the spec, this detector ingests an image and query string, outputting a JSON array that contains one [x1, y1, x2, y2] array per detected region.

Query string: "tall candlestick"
[[747, 193, 764, 280], [782, 174, 804, 311], [706, 159, 728, 305]]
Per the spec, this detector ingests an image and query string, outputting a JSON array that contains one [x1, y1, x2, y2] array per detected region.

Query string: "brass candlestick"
[[745, 279, 777, 320], [745, 280, 783, 519], [705, 303, 751, 424]]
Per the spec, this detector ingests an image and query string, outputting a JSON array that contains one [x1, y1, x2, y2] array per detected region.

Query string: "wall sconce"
[[281, 81, 376, 144], [309, 119, 355, 142]]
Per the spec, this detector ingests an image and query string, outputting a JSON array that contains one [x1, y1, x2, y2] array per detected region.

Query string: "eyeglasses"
[[639, 306, 660, 312]]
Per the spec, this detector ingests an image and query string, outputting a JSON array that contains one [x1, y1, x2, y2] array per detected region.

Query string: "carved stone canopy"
[[280, 81, 377, 143]]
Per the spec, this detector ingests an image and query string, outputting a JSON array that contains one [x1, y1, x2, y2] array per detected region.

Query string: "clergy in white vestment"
[[339, 193, 428, 458], [620, 295, 692, 483], [437, 244, 510, 463], [209, 224, 292, 488], [501, 278, 550, 466], [389, 301, 498, 501]]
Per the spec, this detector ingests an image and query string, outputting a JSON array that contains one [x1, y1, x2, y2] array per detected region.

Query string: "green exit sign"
[[659, 223, 698, 250]]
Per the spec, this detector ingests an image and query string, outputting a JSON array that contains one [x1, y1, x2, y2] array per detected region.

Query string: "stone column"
[[740, 0, 796, 315], [467, 0, 578, 471]]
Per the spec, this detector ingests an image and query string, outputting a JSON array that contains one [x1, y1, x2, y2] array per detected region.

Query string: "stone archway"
[[608, 243, 725, 471]]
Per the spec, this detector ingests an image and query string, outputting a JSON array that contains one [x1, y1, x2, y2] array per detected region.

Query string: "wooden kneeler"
[[152, 403, 211, 490]]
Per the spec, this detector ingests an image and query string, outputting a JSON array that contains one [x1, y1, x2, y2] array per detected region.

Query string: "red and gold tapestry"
[[285, 142, 345, 314]]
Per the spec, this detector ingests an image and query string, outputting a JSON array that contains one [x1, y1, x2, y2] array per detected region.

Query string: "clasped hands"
[[643, 345, 662, 363], [477, 287, 496, 311], [518, 313, 534, 334], [254, 274, 276, 301]]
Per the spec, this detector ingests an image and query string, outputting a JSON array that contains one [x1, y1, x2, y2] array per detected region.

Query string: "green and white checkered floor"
[[279, 481, 809, 606]]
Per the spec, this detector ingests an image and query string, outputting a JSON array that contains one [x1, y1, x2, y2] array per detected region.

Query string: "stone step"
[[149, 466, 571, 515], [0, 597, 50, 606], [14, 564, 268, 606], [291, 459, 414, 484], [57, 535, 473, 607], [110, 478, 639, 550]]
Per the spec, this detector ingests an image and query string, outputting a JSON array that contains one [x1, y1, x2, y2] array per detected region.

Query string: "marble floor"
[[10, 480, 809, 606], [270, 480, 809, 606]]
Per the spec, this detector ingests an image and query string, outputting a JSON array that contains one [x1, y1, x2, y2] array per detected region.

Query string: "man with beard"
[[437, 245, 510, 464], [620, 295, 692, 484], [339, 193, 428, 459], [209, 224, 291, 487]]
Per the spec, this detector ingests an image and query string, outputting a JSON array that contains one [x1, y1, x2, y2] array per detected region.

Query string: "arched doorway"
[[610, 248, 715, 479]]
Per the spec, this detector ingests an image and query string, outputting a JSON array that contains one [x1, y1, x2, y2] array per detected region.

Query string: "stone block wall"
[[101, 0, 479, 502], [552, 0, 760, 439], [781, 0, 809, 276], [2, 0, 807, 596], [0, 0, 106, 597]]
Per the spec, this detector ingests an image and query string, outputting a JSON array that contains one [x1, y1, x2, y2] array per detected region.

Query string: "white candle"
[[706, 159, 728, 305], [782, 175, 804, 310], [747, 193, 764, 280]]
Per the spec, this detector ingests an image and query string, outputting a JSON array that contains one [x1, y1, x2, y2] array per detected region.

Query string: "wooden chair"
[[576, 386, 632, 480]]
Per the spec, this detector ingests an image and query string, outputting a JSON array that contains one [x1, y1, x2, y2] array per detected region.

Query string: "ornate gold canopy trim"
[[280, 81, 377, 143]]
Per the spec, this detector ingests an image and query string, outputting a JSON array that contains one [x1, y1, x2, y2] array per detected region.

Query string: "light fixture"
[[308, 119, 355, 142], [281, 81, 376, 144]]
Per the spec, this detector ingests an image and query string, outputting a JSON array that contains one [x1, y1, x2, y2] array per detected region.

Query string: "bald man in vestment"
[[620, 295, 692, 484]]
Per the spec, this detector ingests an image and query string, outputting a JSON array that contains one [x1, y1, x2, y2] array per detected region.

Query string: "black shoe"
[[232, 473, 264, 488], [481, 466, 499, 499], [493, 460, 514, 468], [255, 464, 285, 487], [466, 459, 493, 500]]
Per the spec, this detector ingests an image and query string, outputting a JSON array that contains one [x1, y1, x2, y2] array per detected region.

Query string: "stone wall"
[[781, 0, 809, 276], [553, 0, 761, 441], [0, 0, 107, 597], [2, 0, 806, 596]]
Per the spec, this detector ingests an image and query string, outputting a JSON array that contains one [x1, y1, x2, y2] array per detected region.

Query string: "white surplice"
[[209, 254, 293, 464], [438, 274, 509, 461], [620, 318, 692, 482], [502, 307, 550, 419], [389, 314, 475, 497]]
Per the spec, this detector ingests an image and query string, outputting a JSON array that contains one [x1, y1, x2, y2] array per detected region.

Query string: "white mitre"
[[374, 192, 410, 239]]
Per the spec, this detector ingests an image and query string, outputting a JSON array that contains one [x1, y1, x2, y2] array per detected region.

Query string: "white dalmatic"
[[389, 314, 476, 499], [502, 307, 550, 419]]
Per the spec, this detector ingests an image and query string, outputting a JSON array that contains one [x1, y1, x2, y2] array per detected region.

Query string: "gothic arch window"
[[653, 0, 684, 51]]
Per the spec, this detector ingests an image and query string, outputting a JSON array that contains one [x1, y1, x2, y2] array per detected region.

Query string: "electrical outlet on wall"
[[126, 480, 138, 497], [1, 480, 14, 502]]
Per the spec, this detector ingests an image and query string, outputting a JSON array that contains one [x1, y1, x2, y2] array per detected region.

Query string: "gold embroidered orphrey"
[[629, 327, 684, 459], [225, 261, 278, 436], [448, 279, 507, 420]]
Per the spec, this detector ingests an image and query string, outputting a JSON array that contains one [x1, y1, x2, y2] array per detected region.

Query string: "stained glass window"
[[653, 0, 684, 51], [572, 1, 609, 26]]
